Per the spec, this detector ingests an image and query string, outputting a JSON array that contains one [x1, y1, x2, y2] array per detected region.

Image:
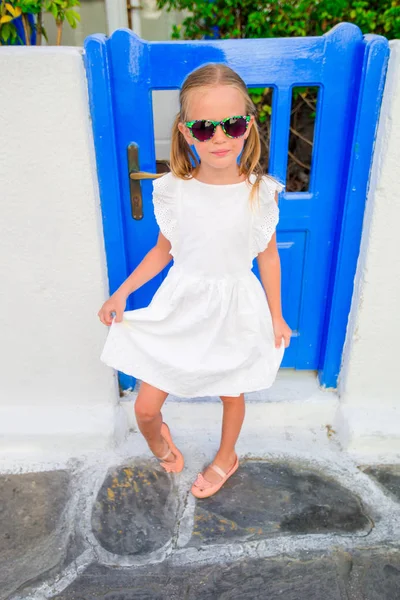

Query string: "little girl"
[[98, 63, 292, 499]]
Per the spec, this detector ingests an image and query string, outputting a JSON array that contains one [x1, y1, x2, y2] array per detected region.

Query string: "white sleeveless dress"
[[100, 172, 285, 398]]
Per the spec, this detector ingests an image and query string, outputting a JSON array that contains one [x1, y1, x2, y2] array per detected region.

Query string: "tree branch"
[[288, 150, 310, 170], [300, 92, 317, 112], [290, 126, 313, 147]]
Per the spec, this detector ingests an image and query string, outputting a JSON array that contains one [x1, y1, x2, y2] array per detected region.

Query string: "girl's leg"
[[201, 393, 245, 484], [134, 381, 177, 463]]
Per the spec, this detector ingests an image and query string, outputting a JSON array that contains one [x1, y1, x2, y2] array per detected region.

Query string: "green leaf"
[[2, 22, 11, 41], [65, 10, 75, 26], [249, 87, 266, 95]]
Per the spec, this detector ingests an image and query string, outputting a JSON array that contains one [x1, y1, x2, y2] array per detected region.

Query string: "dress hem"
[[100, 355, 281, 399]]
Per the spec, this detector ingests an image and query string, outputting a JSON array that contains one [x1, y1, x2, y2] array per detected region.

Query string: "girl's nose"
[[213, 124, 226, 142]]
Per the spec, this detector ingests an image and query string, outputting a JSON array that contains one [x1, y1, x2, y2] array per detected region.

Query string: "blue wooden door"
[[84, 24, 388, 391]]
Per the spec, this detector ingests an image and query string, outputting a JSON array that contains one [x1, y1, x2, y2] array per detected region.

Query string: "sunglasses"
[[184, 115, 251, 142]]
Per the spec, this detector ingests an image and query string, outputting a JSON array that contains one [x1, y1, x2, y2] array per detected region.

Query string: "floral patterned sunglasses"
[[184, 115, 251, 142]]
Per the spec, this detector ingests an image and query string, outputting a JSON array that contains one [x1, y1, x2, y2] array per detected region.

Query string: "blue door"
[[84, 24, 388, 391]]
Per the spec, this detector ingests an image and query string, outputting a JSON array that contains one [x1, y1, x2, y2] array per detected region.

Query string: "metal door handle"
[[130, 171, 161, 180], [127, 143, 163, 220]]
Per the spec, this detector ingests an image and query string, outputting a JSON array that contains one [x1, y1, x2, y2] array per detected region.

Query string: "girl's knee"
[[134, 382, 168, 421], [134, 399, 160, 422]]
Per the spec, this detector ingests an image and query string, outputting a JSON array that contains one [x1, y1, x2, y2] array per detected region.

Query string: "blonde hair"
[[168, 63, 273, 206]]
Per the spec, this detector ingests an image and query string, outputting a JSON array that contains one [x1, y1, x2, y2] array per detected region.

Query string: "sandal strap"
[[157, 447, 172, 460], [210, 463, 227, 478]]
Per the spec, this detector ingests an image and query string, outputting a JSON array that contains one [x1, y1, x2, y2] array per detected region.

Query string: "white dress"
[[100, 172, 285, 398]]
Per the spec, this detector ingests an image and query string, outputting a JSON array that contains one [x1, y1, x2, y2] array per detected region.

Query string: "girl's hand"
[[98, 291, 127, 326], [272, 316, 292, 348]]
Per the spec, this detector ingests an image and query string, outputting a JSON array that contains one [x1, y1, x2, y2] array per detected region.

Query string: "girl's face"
[[178, 84, 255, 173]]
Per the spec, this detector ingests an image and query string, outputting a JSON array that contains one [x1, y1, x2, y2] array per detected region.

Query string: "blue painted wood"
[[84, 35, 136, 391], [318, 34, 390, 388], [269, 85, 292, 183], [84, 35, 129, 296], [84, 23, 389, 391], [290, 24, 364, 370]]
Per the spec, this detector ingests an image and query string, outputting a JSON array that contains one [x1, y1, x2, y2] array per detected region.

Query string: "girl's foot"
[[191, 452, 239, 498], [154, 422, 184, 473], [201, 452, 238, 483]]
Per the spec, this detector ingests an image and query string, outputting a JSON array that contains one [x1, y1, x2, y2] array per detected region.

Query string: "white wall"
[[152, 90, 180, 161], [335, 40, 400, 456], [0, 47, 119, 456]]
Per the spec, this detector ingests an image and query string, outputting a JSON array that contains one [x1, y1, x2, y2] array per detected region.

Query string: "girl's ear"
[[244, 115, 255, 140], [178, 121, 193, 146]]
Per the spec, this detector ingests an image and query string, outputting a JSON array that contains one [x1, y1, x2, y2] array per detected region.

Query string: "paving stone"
[[189, 461, 371, 547], [0, 470, 71, 600], [346, 547, 400, 599], [362, 465, 400, 503], [91, 460, 177, 556], [53, 553, 345, 599]]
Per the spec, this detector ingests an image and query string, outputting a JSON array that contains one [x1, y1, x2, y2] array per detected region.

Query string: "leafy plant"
[[0, 0, 80, 46], [0, 2, 22, 44], [44, 0, 80, 46], [157, 0, 399, 41]]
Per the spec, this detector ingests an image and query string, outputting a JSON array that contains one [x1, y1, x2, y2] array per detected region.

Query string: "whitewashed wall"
[[0, 47, 121, 457], [335, 40, 400, 456], [0, 41, 399, 462], [152, 90, 180, 160]]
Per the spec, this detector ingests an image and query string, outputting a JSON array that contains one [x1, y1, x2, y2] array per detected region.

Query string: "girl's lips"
[[212, 150, 230, 156]]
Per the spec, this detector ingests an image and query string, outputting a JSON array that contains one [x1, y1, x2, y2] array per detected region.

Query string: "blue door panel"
[[279, 231, 307, 368]]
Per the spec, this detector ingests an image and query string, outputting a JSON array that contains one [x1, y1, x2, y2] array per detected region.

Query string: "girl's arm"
[[257, 232, 282, 320], [256, 193, 292, 348], [98, 232, 172, 325], [117, 232, 173, 298]]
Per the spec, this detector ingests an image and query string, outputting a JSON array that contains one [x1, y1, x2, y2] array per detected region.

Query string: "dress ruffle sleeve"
[[152, 172, 179, 256], [251, 175, 285, 259]]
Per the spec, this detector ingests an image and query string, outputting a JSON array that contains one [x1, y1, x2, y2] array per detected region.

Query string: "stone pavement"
[[1, 445, 400, 599]]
